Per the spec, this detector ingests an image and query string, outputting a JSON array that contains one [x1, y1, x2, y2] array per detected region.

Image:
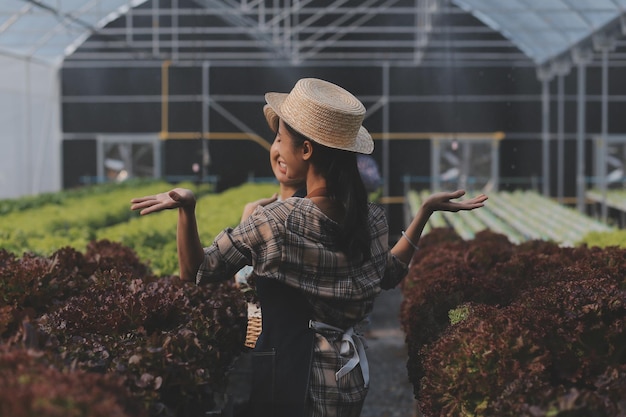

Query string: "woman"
[[131, 78, 487, 416], [239, 120, 307, 223], [235, 127, 306, 353]]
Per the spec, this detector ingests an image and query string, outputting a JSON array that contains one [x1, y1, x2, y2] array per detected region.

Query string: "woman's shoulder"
[[260, 198, 383, 224], [279, 196, 319, 212], [366, 202, 388, 237], [255, 197, 309, 222], [367, 201, 386, 220]]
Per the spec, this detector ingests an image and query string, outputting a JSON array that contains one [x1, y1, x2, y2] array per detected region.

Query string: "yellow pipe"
[[160, 60, 172, 139], [161, 131, 272, 151], [159, 131, 506, 151], [371, 131, 505, 140], [378, 196, 406, 204], [157, 127, 504, 207]]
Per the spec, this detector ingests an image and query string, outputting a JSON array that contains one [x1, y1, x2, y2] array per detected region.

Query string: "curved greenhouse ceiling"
[[0, 0, 150, 65], [455, 0, 626, 65], [0, 0, 625, 67]]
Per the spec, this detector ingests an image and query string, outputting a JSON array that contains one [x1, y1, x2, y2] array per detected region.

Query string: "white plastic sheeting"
[[0, 0, 148, 199], [0, 55, 60, 199], [454, 0, 626, 65], [0, 0, 149, 65]]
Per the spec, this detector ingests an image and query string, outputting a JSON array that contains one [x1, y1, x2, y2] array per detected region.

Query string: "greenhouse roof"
[[0, 0, 625, 67], [455, 0, 626, 65], [0, 0, 149, 65]]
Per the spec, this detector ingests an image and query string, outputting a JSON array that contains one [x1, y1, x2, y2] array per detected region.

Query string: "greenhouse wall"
[[61, 64, 541, 192], [61, 62, 607, 197], [0, 55, 61, 199]]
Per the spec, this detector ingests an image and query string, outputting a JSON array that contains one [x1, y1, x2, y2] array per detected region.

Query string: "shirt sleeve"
[[195, 205, 279, 285], [366, 203, 409, 290], [380, 253, 409, 290]]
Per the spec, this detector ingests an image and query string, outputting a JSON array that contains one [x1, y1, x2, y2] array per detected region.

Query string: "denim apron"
[[246, 277, 315, 417]]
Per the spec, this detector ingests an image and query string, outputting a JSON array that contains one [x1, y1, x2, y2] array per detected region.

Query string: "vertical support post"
[[431, 139, 440, 192], [382, 63, 390, 203], [96, 136, 104, 182], [202, 61, 211, 181], [125, 143, 134, 178], [153, 135, 162, 178], [573, 48, 592, 213], [152, 0, 159, 56], [24, 60, 32, 192], [161, 60, 171, 137], [273, 0, 280, 43], [258, 0, 266, 27], [551, 58, 571, 203], [284, 0, 291, 57], [600, 47, 610, 222], [460, 140, 470, 190], [125, 2, 133, 44], [589, 33, 616, 221], [415, 0, 422, 61], [172, 0, 179, 62], [557, 73, 565, 203], [537, 67, 552, 197], [576, 62, 586, 212], [491, 139, 499, 192], [292, 0, 301, 63]]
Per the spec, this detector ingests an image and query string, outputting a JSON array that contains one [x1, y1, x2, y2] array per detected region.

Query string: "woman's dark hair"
[[285, 122, 371, 260]]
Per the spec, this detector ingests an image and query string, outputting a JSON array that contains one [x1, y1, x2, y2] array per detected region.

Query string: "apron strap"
[[308, 320, 370, 388]]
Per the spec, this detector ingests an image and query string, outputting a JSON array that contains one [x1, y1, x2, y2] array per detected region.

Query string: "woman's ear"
[[302, 140, 313, 161]]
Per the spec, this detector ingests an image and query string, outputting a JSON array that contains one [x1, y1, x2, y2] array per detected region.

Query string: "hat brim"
[[264, 92, 374, 155]]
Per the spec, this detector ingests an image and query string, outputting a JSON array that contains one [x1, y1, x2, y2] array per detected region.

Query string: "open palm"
[[130, 188, 196, 215]]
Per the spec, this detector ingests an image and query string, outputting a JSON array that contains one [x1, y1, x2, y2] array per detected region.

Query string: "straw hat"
[[264, 78, 374, 154]]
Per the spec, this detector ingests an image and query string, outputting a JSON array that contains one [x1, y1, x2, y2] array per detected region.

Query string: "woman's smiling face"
[[270, 119, 307, 186]]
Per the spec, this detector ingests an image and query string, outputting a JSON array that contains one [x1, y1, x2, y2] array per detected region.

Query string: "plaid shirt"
[[197, 197, 408, 416]]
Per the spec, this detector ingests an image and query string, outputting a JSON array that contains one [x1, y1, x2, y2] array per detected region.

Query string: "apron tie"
[[308, 320, 370, 388]]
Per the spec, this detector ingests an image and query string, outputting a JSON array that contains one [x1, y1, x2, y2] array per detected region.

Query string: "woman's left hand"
[[130, 188, 196, 215], [241, 193, 279, 222], [422, 190, 488, 213]]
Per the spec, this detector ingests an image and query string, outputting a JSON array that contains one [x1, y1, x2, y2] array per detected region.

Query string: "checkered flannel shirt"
[[197, 197, 408, 416]]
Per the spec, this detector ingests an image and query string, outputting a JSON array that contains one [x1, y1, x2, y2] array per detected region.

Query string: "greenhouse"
[[2, 1, 626, 416]]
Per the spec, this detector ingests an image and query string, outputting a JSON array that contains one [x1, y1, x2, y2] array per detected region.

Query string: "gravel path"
[[361, 287, 418, 417]]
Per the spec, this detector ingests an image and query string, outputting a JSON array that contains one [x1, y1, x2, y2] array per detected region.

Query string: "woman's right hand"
[[131, 188, 197, 215]]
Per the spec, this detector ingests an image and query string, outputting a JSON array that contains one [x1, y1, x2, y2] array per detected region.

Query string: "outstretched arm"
[[391, 190, 488, 264], [130, 188, 205, 281]]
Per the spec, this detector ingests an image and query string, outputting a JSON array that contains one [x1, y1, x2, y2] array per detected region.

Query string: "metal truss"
[[63, 0, 530, 68], [3, 0, 626, 69]]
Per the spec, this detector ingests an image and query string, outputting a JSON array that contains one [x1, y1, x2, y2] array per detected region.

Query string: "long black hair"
[[285, 122, 371, 260]]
